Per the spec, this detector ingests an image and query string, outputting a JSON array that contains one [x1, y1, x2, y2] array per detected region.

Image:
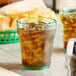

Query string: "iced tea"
[[60, 8, 76, 51], [17, 18, 56, 70]]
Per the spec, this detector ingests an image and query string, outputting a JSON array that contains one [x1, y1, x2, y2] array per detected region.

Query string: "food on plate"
[[0, 8, 57, 31]]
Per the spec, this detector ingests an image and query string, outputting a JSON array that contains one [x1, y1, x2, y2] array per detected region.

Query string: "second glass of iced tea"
[[60, 8, 76, 52], [16, 17, 57, 70]]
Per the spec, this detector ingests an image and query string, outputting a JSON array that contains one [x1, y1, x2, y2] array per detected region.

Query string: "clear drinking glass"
[[16, 17, 57, 70], [60, 8, 76, 52]]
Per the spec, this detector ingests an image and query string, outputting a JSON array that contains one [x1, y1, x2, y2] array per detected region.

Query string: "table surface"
[[0, 43, 67, 76], [0, 21, 67, 76]]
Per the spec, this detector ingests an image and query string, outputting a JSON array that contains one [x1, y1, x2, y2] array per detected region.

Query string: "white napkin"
[[0, 0, 47, 14]]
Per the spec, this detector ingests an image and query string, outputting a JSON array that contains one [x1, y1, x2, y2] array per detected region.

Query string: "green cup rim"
[[60, 7, 76, 13], [16, 17, 57, 25]]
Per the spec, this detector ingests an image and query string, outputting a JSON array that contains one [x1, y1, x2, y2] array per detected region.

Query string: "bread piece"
[[11, 17, 18, 30], [27, 8, 40, 17], [0, 21, 10, 31], [0, 15, 6, 19], [39, 8, 57, 19], [0, 15, 11, 31]]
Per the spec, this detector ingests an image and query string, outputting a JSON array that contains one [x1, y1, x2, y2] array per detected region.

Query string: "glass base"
[[64, 49, 66, 52], [22, 65, 49, 70]]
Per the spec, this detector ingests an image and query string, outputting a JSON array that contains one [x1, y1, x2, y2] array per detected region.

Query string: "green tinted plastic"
[[0, 31, 19, 44]]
